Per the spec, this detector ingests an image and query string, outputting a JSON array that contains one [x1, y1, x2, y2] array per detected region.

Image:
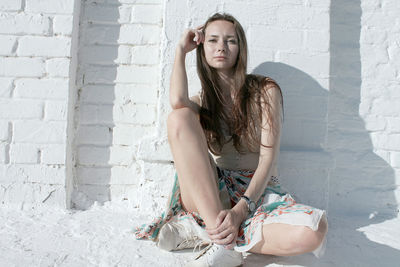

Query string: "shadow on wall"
[[71, 0, 121, 209], [253, 62, 331, 213], [326, 0, 399, 263], [245, 0, 400, 265]]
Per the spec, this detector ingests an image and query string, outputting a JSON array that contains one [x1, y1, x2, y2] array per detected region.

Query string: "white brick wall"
[[0, 0, 80, 208], [0, 0, 399, 223], [72, 0, 163, 209]]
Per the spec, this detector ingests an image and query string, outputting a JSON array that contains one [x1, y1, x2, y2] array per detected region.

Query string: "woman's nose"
[[217, 41, 226, 51]]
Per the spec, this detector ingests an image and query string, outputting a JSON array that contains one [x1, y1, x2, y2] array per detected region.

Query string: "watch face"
[[249, 201, 256, 212]]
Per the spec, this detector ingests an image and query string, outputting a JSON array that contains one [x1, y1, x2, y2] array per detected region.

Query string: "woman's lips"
[[214, 56, 226, 60]]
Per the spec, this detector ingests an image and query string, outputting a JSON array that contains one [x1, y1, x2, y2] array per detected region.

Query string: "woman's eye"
[[208, 39, 216, 42], [228, 40, 237, 43]]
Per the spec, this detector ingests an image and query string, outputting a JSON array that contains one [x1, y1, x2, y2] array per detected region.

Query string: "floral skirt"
[[135, 167, 327, 257]]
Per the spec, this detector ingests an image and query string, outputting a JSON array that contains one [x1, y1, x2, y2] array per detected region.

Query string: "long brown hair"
[[196, 13, 283, 155]]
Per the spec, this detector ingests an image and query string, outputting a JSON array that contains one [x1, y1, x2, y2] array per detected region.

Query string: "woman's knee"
[[167, 107, 199, 139], [291, 221, 327, 253]]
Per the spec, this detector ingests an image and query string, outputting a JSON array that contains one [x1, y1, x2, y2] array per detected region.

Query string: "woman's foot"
[[185, 243, 243, 267], [157, 218, 209, 251]]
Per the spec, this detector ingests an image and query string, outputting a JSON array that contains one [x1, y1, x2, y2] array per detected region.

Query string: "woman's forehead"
[[205, 20, 236, 37]]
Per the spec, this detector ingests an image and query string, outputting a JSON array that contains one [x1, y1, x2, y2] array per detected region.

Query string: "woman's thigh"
[[167, 108, 223, 212]]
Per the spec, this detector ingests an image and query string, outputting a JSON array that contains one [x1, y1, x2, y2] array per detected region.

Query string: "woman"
[[136, 13, 328, 267]]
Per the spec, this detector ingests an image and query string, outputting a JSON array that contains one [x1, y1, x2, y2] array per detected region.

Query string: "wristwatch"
[[241, 195, 256, 213]]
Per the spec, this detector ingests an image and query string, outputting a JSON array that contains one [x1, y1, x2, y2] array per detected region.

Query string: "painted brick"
[[275, 6, 329, 29], [9, 144, 39, 164], [81, 83, 158, 105], [0, 77, 13, 97], [391, 152, 400, 168], [119, 24, 160, 45], [25, 0, 74, 14], [84, 3, 131, 24], [0, 121, 9, 141], [14, 78, 69, 100], [0, 0, 22, 11], [83, 65, 121, 84], [131, 45, 159, 65], [0, 13, 50, 35], [44, 100, 67, 121], [305, 30, 330, 52], [53, 15, 74, 35], [41, 144, 66, 165], [109, 145, 133, 166], [83, 24, 120, 45], [118, 5, 132, 23], [78, 125, 112, 145], [0, 99, 43, 119], [363, 116, 386, 132], [17, 36, 71, 57], [0, 182, 66, 207], [0, 35, 17, 56], [79, 104, 113, 125], [0, 57, 45, 77], [371, 99, 400, 117], [46, 58, 70, 77], [387, 118, 400, 133], [277, 51, 330, 78], [131, 5, 162, 24], [78, 146, 109, 166], [13, 121, 66, 144], [371, 133, 400, 151], [117, 0, 162, 4], [76, 164, 140, 185], [115, 83, 158, 104], [112, 125, 153, 146], [115, 65, 159, 83], [137, 137, 172, 161], [248, 26, 303, 50], [80, 85, 115, 104], [80, 45, 131, 65], [0, 142, 9, 163], [0, 144, 7, 163], [112, 103, 157, 124]]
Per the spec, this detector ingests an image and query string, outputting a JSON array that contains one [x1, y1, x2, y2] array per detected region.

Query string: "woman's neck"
[[217, 70, 236, 99]]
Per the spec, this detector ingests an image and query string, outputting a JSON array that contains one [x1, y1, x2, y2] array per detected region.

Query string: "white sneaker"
[[157, 217, 210, 251], [185, 243, 243, 267]]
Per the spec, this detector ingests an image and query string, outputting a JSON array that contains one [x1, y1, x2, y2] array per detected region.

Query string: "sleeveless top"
[[199, 93, 280, 176]]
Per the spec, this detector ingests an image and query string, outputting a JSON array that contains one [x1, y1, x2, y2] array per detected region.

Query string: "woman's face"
[[203, 20, 239, 73]]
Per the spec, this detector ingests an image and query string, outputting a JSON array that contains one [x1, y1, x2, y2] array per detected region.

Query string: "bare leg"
[[249, 216, 328, 256], [167, 107, 222, 229]]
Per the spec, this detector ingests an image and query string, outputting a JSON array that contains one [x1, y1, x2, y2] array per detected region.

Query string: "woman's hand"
[[178, 25, 205, 54], [206, 208, 246, 249]]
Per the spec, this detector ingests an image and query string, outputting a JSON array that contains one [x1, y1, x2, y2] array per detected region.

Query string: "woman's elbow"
[[170, 98, 189, 110]]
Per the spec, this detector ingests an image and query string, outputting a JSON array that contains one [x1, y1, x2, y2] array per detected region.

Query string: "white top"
[[197, 95, 278, 177]]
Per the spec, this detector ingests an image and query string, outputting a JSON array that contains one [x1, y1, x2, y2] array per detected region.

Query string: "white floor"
[[1, 202, 399, 267]]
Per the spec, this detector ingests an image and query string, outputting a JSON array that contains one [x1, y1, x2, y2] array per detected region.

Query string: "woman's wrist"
[[233, 199, 249, 221], [176, 45, 187, 57]]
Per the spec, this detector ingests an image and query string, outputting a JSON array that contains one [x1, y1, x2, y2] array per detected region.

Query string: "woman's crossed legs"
[[167, 107, 328, 256]]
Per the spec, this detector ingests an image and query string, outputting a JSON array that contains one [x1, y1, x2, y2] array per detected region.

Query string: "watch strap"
[[241, 195, 255, 212]]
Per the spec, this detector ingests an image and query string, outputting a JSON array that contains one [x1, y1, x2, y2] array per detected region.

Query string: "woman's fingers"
[[225, 240, 237, 250], [193, 29, 204, 45], [216, 210, 228, 227], [208, 227, 233, 240], [212, 233, 236, 246]]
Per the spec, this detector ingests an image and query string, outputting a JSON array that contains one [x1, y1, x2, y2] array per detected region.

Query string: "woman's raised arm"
[[169, 26, 204, 111]]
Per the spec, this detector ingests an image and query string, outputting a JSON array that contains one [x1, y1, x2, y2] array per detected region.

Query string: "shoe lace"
[[194, 243, 216, 260], [169, 221, 206, 251]]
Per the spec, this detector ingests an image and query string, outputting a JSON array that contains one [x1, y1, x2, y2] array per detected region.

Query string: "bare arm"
[[170, 26, 204, 111], [206, 83, 283, 247], [233, 84, 283, 220]]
